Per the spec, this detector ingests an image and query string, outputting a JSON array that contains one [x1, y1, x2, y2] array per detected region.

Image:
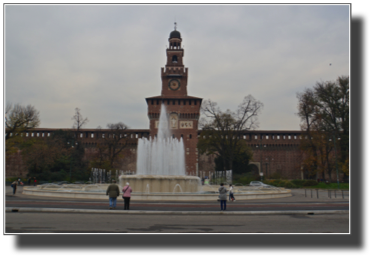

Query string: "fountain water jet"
[[119, 104, 201, 193]]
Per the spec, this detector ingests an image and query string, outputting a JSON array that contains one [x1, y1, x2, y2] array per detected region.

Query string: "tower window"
[[172, 55, 178, 63]]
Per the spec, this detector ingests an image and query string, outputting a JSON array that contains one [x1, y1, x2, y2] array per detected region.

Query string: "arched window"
[[172, 55, 178, 63]]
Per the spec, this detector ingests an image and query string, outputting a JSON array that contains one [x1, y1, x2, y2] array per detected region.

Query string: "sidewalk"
[[5, 185, 349, 215]]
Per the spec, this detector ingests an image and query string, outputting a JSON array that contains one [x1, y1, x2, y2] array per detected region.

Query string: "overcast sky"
[[5, 4, 350, 131]]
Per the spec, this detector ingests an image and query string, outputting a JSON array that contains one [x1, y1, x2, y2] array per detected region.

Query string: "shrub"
[[291, 179, 306, 186], [303, 180, 318, 186]]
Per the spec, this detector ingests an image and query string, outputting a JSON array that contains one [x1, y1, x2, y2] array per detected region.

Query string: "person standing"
[[229, 184, 236, 202], [218, 183, 228, 211], [106, 180, 120, 209], [122, 182, 133, 210], [11, 180, 19, 195], [27, 177, 32, 186], [33, 177, 37, 186]]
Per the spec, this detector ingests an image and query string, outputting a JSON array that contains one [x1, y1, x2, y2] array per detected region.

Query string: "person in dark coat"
[[106, 180, 120, 209], [11, 180, 19, 195], [218, 183, 228, 211]]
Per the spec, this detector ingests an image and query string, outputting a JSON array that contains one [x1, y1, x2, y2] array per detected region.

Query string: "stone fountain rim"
[[119, 174, 201, 180]]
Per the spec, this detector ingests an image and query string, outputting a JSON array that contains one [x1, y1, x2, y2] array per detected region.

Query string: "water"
[[137, 104, 186, 175], [173, 184, 183, 193]]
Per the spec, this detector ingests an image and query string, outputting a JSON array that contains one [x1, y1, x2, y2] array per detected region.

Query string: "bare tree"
[[95, 122, 132, 169], [5, 103, 40, 140], [198, 95, 263, 171], [71, 107, 89, 132]]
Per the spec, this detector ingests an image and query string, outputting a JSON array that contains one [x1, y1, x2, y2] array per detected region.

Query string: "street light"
[[67, 140, 78, 180], [256, 138, 266, 181], [329, 134, 340, 189]]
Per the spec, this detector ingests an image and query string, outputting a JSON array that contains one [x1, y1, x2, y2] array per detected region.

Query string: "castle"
[[6, 27, 306, 180]]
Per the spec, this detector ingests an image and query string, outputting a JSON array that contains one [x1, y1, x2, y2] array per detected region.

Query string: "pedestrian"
[[218, 183, 228, 211], [33, 177, 37, 186], [106, 180, 120, 209], [122, 182, 133, 210], [229, 184, 236, 202], [11, 180, 18, 195]]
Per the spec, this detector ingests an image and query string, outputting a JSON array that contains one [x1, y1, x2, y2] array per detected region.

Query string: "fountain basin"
[[118, 175, 201, 193], [22, 184, 292, 201]]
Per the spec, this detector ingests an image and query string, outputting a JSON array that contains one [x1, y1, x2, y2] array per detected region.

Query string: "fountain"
[[22, 104, 292, 201], [118, 104, 202, 193]]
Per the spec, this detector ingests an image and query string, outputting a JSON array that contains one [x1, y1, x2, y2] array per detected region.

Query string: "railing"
[[304, 189, 348, 199]]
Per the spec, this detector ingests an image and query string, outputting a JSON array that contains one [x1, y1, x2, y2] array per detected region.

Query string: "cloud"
[[5, 4, 349, 130]]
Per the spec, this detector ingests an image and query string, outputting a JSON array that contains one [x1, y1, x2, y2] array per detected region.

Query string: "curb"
[[6, 207, 349, 215]]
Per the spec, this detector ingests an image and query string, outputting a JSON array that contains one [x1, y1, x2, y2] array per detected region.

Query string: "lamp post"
[[329, 133, 340, 189], [256, 137, 266, 181], [67, 139, 78, 180]]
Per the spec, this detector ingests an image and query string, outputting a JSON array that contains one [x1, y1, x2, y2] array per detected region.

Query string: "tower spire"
[[174, 21, 177, 31]]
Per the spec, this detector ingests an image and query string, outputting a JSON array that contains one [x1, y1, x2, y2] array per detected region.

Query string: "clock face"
[[168, 79, 180, 91]]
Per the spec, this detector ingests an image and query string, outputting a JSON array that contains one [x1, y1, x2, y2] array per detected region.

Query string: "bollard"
[[316, 189, 319, 199]]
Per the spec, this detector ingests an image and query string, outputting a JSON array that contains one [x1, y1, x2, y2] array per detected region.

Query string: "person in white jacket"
[[229, 184, 236, 202]]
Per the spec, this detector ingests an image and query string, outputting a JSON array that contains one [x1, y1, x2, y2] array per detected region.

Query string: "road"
[[5, 186, 350, 233]]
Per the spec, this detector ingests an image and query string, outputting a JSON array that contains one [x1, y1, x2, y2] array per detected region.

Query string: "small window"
[[42, 133, 45, 137], [277, 135, 280, 139], [189, 134, 192, 139], [47, 133, 50, 137], [266, 135, 269, 139], [31, 133, 34, 137], [36, 133, 39, 137], [136, 134, 138, 138], [26, 133, 29, 137], [80, 133, 83, 138]]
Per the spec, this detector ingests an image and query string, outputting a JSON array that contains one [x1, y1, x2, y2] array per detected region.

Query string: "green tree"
[[5, 103, 40, 158], [297, 76, 349, 179], [214, 141, 253, 174], [5, 103, 40, 141]]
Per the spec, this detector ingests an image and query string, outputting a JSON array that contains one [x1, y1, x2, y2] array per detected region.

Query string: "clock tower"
[[161, 23, 188, 97], [145, 25, 202, 175]]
